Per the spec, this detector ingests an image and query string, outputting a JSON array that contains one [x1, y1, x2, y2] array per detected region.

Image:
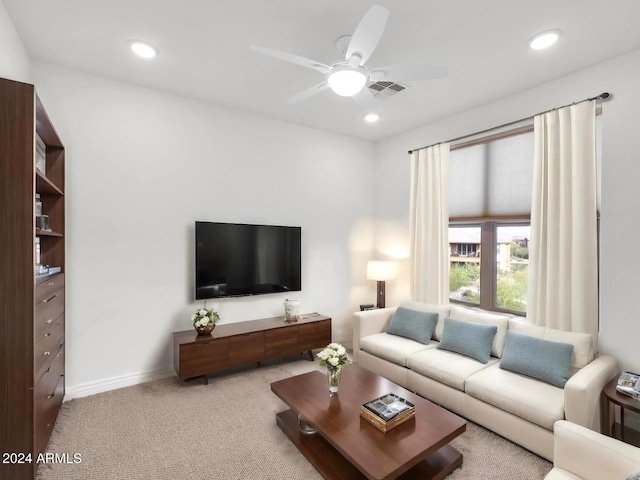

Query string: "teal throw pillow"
[[386, 307, 438, 345], [437, 317, 497, 364], [500, 332, 574, 388]]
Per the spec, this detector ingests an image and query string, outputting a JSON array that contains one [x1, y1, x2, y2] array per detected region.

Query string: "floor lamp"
[[367, 260, 399, 309]]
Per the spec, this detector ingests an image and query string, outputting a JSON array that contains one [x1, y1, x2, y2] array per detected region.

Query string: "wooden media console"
[[173, 314, 331, 384]]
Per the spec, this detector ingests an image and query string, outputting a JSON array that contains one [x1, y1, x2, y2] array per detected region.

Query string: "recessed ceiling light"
[[364, 113, 379, 123], [528, 30, 560, 50], [129, 40, 158, 59]]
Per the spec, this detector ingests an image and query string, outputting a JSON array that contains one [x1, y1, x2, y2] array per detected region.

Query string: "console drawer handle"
[[43, 294, 57, 303], [44, 333, 51, 337], [47, 281, 55, 286], [46, 319, 53, 324], [44, 351, 51, 356], [199, 342, 210, 345], [47, 394, 54, 399]]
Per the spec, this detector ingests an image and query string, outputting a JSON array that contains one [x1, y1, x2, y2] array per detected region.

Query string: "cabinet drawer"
[[265, 326, 299, 358], [35, 290, 64, 339], [180, 338, 229, 379], [229, 332, 264, 366], [299, 320, 332, 351], [35, 314, 64, 380], [36, 273, 65, 304], [35, 342, 65, 422], [35, 371, 65, 457]]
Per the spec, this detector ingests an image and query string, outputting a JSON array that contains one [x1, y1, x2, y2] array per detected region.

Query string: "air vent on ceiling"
[[367, 81, 408, 100]]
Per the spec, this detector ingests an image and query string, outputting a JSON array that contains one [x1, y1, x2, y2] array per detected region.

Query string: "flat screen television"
[[195, 221, 302, 300]]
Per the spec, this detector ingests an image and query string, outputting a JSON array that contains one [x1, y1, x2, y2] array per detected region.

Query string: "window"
[[448, 129, 534, 315], [448, 222, 531, 314]]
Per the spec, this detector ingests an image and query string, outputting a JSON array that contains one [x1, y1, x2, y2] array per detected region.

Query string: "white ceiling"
[[4, 0, 640, 141]]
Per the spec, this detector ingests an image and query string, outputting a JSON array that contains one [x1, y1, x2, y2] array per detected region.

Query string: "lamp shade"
[[366, 261, 399, 281], [327, 64, 367, 97]]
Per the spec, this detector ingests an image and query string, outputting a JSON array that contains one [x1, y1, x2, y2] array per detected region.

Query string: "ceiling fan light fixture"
[[129, 40, 158, 59], [528, 30, 560, 50], [327, 65, 368, 97], [364, 113, 379, 123]]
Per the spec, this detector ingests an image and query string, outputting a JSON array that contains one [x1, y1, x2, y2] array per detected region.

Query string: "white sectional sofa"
[[353, 301, 617, 461], [545, 421, 640, 479]]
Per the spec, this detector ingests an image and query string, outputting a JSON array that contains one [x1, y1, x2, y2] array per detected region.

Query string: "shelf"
[[36, 170, 63, 195], [36, 229, 63, 237]]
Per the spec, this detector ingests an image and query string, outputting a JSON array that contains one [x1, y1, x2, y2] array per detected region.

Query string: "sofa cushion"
[[466, 363, 565, 430], [360, 333, 436, 367], [408, 348, 498, 391], [443, 306, 510, 358], [386, 306, 438, 344], [500, 332, 574, 388], [437, 317, 497, 364], [508, 318, 593, 369], [399, 301, 451, 341]]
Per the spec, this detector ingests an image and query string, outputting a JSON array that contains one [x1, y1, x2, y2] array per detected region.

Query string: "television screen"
[[195, 221, 301, 300]]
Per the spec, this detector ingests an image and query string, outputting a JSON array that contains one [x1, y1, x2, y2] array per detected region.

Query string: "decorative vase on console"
[[316, 343, 352, 395], [283, 298, 301, 323], [192, 308, 220, 336]]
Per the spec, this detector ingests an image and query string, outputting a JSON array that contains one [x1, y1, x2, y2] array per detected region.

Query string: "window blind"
[[449, 131, 534, 219]]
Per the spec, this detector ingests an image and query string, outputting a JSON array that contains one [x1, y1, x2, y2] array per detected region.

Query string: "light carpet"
[[37, 363, 552, 480]]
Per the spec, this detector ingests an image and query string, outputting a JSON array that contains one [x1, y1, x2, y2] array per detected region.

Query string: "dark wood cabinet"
[[173, 314, 331, 384], [265, 326, 300, 357], [0, 78, 66, 479], [229, 332, 265, 366], [299, 321, 332, 351], [180, 339, 229, 379]]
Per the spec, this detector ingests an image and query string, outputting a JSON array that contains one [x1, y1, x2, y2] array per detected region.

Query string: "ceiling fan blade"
[[250, 45, 331, 74], [345, 5, 389, 65], [369, 64, 450, 82], [285, 82, 329, 104]]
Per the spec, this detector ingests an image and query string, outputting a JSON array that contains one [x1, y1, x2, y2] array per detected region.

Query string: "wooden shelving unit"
[[0, 77, 66, 480]]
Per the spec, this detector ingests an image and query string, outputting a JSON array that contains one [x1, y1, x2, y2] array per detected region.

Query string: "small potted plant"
[[192, 308, 220, 335], [316, 343, 352, 395]]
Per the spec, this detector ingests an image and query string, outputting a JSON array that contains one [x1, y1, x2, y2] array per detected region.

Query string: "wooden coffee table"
[[271, 365, 466, 480]]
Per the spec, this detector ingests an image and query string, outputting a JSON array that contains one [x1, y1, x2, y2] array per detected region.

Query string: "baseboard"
[[64, 367, 176, 401]]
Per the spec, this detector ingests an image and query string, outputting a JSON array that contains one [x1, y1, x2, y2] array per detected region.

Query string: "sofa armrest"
[[352, 307, 396, 363], [564, 355, 617, 431], [551, 420, 640, 480]]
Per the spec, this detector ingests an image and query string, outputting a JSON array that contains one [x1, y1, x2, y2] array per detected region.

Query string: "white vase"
[[283, 299, 301, 322]]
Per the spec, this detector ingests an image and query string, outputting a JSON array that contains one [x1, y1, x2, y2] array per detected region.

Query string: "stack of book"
[[360, 393, 415, 432], [616, 371, 640, 400]]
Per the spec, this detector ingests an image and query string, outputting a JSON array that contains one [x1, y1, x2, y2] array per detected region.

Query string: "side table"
[[601, 376, 640, 444]]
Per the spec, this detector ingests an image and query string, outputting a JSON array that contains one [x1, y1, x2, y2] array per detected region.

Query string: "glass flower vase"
[[327, 367, 342, 395]]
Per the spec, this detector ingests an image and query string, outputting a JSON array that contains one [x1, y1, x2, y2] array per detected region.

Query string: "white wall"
[[0, 0, 30, 81], [374, 48, 640, 373], [31, 61, 376, 393]]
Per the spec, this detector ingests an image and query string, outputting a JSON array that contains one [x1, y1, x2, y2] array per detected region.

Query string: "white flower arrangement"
[[191, 308, 220, 328], [316, 343, 352, 372]]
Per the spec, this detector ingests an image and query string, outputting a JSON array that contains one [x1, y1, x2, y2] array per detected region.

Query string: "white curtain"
[[527, 100, 598, 346], [409, 144, 450, 304]]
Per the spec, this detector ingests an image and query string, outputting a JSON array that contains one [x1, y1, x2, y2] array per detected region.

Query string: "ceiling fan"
[[250, 5, 449, 104]]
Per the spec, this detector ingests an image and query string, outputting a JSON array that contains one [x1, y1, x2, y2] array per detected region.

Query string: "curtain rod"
[[407, 92, 611, 155]]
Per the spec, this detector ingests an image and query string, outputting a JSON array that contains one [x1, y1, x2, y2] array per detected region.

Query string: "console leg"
[[307, 350, 314, 361], [203, 374, 208, 386]]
